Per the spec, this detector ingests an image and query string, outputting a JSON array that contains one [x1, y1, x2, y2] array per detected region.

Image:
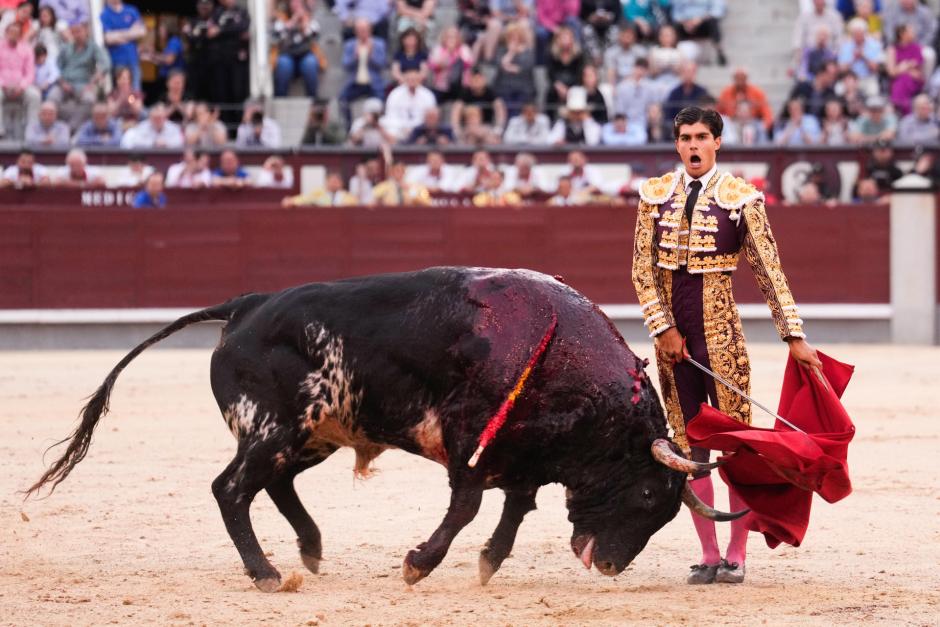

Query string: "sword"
[[684, 356, 807, 434]]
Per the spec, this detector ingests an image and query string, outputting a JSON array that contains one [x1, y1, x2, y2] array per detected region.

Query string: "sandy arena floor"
[[1, 343, 938, 626]]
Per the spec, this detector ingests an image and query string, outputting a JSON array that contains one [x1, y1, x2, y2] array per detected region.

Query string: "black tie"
[[685, 180, 702, 225]]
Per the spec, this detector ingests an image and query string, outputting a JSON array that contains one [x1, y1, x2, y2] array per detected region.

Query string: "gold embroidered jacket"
[[632, 169, 805, 340]]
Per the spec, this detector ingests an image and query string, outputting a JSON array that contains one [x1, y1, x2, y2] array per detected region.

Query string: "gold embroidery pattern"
[[632, 200, 675, 336], [688, 231, 717, 251], [741, 200, 805, 339], [715, 173, 762, 210], [651, 271, 689, 450], [687, 252, 739, 273], [703, 272, 752, 425], [639, 171, 679, 204], [692, 214, 719, 232]]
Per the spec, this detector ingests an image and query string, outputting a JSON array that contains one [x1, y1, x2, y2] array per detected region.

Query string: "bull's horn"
[[681, 483, 749, 522], [650, 438, 723, 474]]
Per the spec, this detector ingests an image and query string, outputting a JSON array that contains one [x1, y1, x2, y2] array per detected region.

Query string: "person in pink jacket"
[[535, 0, 580, 63], [0, 21, 40, 138]]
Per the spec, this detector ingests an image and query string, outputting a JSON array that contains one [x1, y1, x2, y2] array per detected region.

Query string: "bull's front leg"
[[478, 487, 538, 585], [402, 485, 483, 585]]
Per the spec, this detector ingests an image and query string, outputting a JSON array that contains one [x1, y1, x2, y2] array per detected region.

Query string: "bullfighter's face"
[[567, 461, 684, 576]]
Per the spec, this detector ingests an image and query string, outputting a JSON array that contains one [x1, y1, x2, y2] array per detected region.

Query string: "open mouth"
[[689, 155, 702, 167], [571, 535, 596, 570]]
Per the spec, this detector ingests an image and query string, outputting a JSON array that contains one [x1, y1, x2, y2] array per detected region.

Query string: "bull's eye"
[[642, 488, 653, 501]]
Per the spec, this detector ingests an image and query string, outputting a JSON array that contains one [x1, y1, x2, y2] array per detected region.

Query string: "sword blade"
[[684, 357, 807, 434]]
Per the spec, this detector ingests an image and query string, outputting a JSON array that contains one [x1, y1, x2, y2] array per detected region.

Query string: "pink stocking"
[[725, 487, 749, 565], [688, 476, 721, 565]]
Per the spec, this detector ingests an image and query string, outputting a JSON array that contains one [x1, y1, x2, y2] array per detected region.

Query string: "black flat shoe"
[[715, 559, 745, 583], [687, 562, 719, 584]]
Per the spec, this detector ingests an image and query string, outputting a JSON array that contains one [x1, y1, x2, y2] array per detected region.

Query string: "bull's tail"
[[25, 295, 263, 498]]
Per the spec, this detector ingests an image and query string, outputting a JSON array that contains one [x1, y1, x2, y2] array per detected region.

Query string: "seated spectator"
[[622, 0, 670, 43], [848, 95, 897, 144], [548, 176, 586, 205], [503, 101, 552, 144], [282, 169, 357, 207], [114, 153, 153, 187], [909, 147, 940, 179], [457, 149, 496, 193], [478, 0, 531, 62], [882, 0, 936, 75], [788, 59, 840, 120], [132, 172, 167, 209], [456, 104, 501, 146], [54, 148, 106, 188], [2, 150, 51, 187], [837, 17, 884, 93], [865, 139, 903, 192], [792, 0, 843, 72], [101, 0, 145, 90], [384, 67, 438, 141], [349, 157, 381, 204], [163, 70, 193, 125], [793, 180, 825, 204], [581, 64, 608, 125], [886, 24, 924, 116], [663, 60, 711, 121], [395, 0, 436, 39], [722, 101, 768, 145], [73, 101, 122, 147], [48, 20, 111, 132], [671, 0, 727, 65], [646, 102, 671, 143], [390, 27, 429, 87], [0, 2, 36, 43], [852, 176, 885, 203], [492, 19, 537, 119], [406, 150, 462, 192], [502, 152, 549, 198], [0, 21, 41, 139], [451, 65, 507, 133], [212, 149, 250, 188], [333, 0, 391, 40], [580, 0, 621, 66], [272, 1, 321, 98], [535, 0, 580, 65], [648, 23, 687, 90], [255, 155, 294, 189], [717, 67, 774, 131], [613, 58, 657, 125], [545, 25, 585, 119], [38, 0, 90, 30], [33, 43, 59, 98], [897, 94, 939, 145], [457, 0, 490, 59], [427, 25, 473, 103], [603, 21, 646, 86], [107, 65, 144, 131], [25, 100, 70, 148], [775, 97, 822, 146], [565, 150, 605, 195], [121, 103, 183, 149], [851, 0, 882, 39], [798, 24, 837, 81], [35, 6, 71, 65], [834, 68, 866, 118], [184, 102, 227, 149], [340, 18, 387, 124], [236, 101, 283, 148], [820, 98, 851, 146], [299, 101, 346, 146], [348, 98, 396, 147], [166, 148, 212, 188], [472, 170, 521, 207], [549, 88, 602, 146], [602, 112, 646, 145], [406, 106, 455, 145], [372, 161, 431, 206]]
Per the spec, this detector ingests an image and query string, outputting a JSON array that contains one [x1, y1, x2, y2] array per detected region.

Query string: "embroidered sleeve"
[[632, 200, 675, 337], [741, 199, 805, 340]]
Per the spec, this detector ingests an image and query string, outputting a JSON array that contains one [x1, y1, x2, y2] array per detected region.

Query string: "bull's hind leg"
[[402, 485, 484, 585], [478, 487, 538, 585], [265, 447, 338, 575]]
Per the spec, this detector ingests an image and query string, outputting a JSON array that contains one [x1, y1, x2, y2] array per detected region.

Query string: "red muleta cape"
[[686, 351, 855, 548]]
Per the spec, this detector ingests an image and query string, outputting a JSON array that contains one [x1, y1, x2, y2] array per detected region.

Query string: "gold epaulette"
[[638, 171, 680, 205], [715, 173, 763, 212]]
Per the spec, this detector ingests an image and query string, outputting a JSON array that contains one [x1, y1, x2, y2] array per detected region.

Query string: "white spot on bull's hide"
[[223, 394, 265, 440], [300, 323, 383, 478], [411, 408, 448, 466]]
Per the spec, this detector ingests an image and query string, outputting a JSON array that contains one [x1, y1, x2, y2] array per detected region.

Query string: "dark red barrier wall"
[[0, 199, 889, 309]]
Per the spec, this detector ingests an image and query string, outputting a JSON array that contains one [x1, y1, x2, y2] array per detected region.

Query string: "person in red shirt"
[[716, 67, 774, 131]]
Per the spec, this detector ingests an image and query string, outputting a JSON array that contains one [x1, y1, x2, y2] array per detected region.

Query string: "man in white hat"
[[548, 86, 601, 145]]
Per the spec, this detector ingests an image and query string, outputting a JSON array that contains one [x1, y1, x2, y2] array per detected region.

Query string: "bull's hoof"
[[254, 576, 282, 593], [300, 552, 320, 574], [478, 551, 499, 586], [401, 556, 429, 586]]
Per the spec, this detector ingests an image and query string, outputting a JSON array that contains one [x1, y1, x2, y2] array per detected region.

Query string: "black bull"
[[28, 267, 742, 591]]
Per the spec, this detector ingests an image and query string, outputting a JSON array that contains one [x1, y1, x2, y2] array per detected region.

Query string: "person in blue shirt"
[[73, 102, 123, 147], [601, 113, 647, 145], [101, 0, 145, 90], [212, 149, 250, 188], [132, 172, 167, 208]]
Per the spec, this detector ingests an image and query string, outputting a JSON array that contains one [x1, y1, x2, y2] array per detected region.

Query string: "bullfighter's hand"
[[787, 337, 822, 370], [655, 327, 688, 366]]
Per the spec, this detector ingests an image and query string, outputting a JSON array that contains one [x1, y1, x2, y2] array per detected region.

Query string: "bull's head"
[[565, 438, 745, 576]]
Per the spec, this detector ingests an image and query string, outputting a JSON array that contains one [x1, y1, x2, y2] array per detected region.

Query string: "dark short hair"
[[673, 106, 723, 140]]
